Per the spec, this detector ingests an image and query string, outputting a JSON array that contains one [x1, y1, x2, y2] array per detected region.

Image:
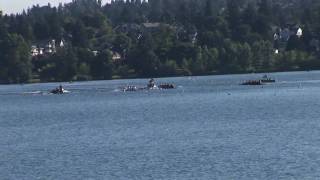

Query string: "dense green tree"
[[91, 50, 113, 79], [0, 34, 32, 83], [71, 20, 89, 47], [112, 33, 132, 57], [226, 0, 242, 41], [205, 47, 219, 72], [252, 40, 274, 72], [204, 0, 214, 17], [128, 33, 161, 76], [40, 47, 78, 81], [254, 0, 272, 39], [0, 0, 320, 83]]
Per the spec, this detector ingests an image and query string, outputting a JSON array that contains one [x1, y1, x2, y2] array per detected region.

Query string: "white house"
[[31, 46, 39, 57], [112, 52, 122, 62], [59, 39, 65, 47], [31, 39, 65, 57], [296, 28, 303, 38]]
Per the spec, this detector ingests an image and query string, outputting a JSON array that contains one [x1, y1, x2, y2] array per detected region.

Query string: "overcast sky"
[[0, 0, 110, 14]]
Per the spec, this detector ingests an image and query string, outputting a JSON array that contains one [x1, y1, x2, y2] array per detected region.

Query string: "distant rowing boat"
[[158, 84, 175, 89], [241, 80, 263, 86], [241, 75, 276, 85], [261, 79, 276, 83], [122, 83, 176, 92]]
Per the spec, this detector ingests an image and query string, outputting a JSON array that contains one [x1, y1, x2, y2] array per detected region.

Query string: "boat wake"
[[22, 91, 43, 95]]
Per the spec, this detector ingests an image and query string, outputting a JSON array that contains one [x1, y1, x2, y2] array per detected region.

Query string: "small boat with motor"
[[147, 78, 157, 89], [260, 75, 276, 83], [50, 85, 70, 94]]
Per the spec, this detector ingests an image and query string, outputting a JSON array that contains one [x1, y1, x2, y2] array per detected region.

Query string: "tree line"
[[0, 0, 320, 84]]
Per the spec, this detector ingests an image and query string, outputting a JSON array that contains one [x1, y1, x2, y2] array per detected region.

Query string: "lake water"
[[1, 71, 320, 179]]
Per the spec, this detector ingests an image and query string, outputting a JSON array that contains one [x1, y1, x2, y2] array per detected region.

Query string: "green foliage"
[[159, 60, 179, 76], [40, 47, 78, 82], [0, 33, 32, 83], [0, 0, 320, 83], [251, 40, 274, 72], [91, 50, 113, 79]]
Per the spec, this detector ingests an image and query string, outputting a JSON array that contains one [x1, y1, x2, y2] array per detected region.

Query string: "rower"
[[59, 85, 64, 93], [148, 78, 156, 88]]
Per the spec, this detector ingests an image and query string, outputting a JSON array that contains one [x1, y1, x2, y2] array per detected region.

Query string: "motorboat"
[[260, 75, 276, 83], [50, 85, 70, 94], [50, 89, 70, 94], [147, 78, 157, 89]]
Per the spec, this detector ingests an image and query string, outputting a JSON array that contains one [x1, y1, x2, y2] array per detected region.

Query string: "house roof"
[[142, 23, 161, 28]]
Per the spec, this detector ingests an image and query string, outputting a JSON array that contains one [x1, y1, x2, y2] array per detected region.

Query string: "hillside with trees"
[[0, 0, 320, 83]]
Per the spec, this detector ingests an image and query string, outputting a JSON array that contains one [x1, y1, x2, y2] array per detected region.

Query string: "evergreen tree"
[[91, 50, 113, 79], [0, 0, 320, 83], [0, 34, 32, 83]]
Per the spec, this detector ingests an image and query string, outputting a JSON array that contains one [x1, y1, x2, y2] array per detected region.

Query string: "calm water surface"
[[1, 71, 320, 179]]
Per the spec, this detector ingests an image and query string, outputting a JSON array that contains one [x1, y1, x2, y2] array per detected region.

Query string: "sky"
[[0, 0, 110, 14]]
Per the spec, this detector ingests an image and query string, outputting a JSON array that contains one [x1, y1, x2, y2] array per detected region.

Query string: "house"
[[59, 39, 65, 47], [115, 22, 197, 44], [175, 25, 198, 43], [190, 32, 198, 44], [142, 22, 161, 29], [273, 24, 304, 53], [112, 52, 122, 62], [45, 40, 56, 54], [31, 46, 39, 57], [92, 50, 99, 56], [296, 28, 303, 38], [31, 39, 65, 57], [114, 23, 141, 34], [31, 46, 44, 57], [275, 24, 303, 42], [114, 23, 143, 42], [274, 33, 279, 41], [279, 28, 291, 41]]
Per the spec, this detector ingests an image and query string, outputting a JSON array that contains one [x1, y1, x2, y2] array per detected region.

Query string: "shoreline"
[[0, 69, 317, 86]]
